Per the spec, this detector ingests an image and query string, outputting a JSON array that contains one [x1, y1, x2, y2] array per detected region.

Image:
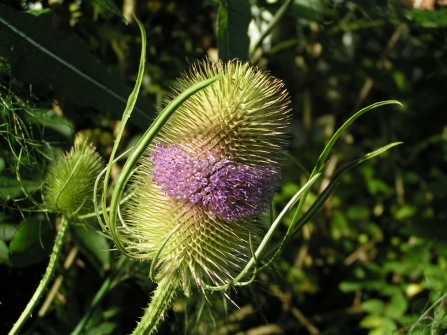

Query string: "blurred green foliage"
[[1, 0, 447, 334]]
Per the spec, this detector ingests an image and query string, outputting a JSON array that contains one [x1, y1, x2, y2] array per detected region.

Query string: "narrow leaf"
[[290, 100, 402, 228], [216, 0, 251, 62], [291, 142, 403, 237], [264, 142, 402, 262], [99, 16, 149, 255], [93, 0, 126, 21]]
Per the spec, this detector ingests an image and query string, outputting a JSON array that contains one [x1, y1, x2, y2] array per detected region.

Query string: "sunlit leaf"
[[384, 289, 408, 319], [331, 210, 350, 240], [393, 205, 417, 220], [339, 281, 363, 292], [347, 205, 370, 221], [361, 299, 385, 315], [360, 314, 383, 329]]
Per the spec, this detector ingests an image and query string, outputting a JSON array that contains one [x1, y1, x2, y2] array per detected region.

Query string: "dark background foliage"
[[1, 0, 447, 334]]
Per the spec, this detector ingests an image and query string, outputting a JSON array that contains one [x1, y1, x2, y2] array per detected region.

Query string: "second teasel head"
[[43, 135, 103, 218]]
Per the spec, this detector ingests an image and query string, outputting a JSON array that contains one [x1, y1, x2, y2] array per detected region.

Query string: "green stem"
[[132, 274, 181, 335], [9, 216, 69, 335], [70, 256, 128, 335]]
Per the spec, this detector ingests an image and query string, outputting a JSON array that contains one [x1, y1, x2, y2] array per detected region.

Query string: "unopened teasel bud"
[[43, 135, 103, 217]]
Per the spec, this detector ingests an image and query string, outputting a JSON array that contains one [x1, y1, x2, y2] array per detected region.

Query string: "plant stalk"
[[132, 273, 181, 335], [9, 215, 69, 335]]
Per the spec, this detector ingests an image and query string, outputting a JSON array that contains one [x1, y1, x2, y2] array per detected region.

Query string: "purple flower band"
[[151, 143, 279, 222]]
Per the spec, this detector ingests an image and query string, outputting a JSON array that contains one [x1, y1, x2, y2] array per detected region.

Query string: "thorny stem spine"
[[132, 274, 181, 335]]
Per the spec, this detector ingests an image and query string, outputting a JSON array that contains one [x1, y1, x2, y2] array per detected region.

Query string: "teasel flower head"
[[43, 135, 103, 218], [121, 59, 291, 292]]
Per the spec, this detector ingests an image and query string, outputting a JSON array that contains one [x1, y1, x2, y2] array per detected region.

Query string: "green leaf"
[[29, 109, 74, 139], [393, 204, 417, 220], [0, 223, 18, 241], [360, 314, 383, 329], [0, 239, 9, 264], [384, 289, 408, 319], [361, 222, 383, 242], [413, 8, 447, 28], [424, 265, 447, 292], [86, 322, 117, 335], [339, 281, 363, 292], [330, 210, 350, 240], [71, 224, 110, 276], [0, 5, 155, 129], [361, 299, 385, 315], [216, 0, 251, 62], [375, 317, 397, 335], [286, 101, 402, 247], [0, 176, 42, 201], [93, 0, 125, 21], [8, 217, 54, 267], [347, 205, 370, 221], [289, 0, 325, 22]]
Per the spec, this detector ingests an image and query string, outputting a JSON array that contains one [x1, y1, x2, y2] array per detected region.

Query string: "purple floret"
[[151, 143, 280, 221]]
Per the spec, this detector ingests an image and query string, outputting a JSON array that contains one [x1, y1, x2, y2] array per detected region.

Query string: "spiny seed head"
[[120, 59, 291, 290], [43, 135, 103, 217]]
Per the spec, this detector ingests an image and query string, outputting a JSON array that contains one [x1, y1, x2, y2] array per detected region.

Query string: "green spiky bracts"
[[43, 136, 103, 217], [121, 60, 291, 293]]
